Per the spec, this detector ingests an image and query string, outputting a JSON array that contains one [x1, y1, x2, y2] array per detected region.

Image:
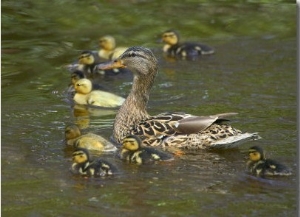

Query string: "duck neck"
[[113, 67, 157, 143]]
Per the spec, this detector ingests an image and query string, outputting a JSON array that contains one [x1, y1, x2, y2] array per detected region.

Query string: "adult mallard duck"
[[65, 124, 117, 152], [98, 35, 128, 60], [161, 30, 214, 59], [118, 135, 174, 165], [71, 148, 117, 177], [97, 46, 260, 150], [247, 146, 292, 177], [73, 78, 125, 108]]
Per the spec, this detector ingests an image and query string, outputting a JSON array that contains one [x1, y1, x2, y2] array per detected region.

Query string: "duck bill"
[[97, 60, 126, 70]]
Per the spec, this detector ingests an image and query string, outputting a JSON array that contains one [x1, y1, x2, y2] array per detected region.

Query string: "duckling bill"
[[119, 135, 174, 165], [71, 148, 117, 177], [247, 146, 292, 177]]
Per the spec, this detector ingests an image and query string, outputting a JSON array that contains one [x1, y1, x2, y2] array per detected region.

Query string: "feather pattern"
[[98, 47, 260, 150]]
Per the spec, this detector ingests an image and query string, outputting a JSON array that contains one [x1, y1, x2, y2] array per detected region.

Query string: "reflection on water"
[[1, 1, 297, 217]]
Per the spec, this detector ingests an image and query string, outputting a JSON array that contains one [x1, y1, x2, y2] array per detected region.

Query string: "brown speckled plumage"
[[98, 47, 260, 150]]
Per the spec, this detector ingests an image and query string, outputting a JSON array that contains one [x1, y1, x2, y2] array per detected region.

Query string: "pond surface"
[[1, 1, 297, 217]]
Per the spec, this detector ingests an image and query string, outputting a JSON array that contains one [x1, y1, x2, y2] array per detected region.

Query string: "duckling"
[[65, 124, 117, 152], [247, 146, 292, 177], [71, 148, 117, 177], [73, 78, 125, 108], [78, 50, 131, 78], [78, 50, 103, 74], [69, 70, 106, 91], [98, 35, 128, 60], [119, 135, 174, 165], [97, 47, 260, 150], [161, 30, 214, 59]]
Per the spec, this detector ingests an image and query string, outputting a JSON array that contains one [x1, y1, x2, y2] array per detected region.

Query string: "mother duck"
[[98, 47, 260, 150]]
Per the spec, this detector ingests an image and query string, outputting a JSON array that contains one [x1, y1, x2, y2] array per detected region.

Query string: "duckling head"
[[78, 51, 95, 65], [74, 78, 93, 94], [122, 135, 143, 151], [99, 35, 116, 51], [65, 124, 82, 140], [248, 146, 265, 162], [72, 148, 90, 164], [162, 30, 180, 45]]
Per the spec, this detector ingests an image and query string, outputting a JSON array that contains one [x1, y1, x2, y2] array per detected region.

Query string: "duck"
[[98, 35, 128, 60], [118, 135, 174, 165], [71, 148, 117, 177], [65, 124, 117, 152], [161, 30, 214, 59], [97, 46, 260, 151], [73, 78, 125, 108], [247, 146, 292, 177]]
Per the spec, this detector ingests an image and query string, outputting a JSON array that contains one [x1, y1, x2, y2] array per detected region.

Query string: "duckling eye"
[[126, 52, 136, 58]]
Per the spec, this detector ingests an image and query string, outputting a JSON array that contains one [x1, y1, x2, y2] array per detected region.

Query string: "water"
[[1, 2, 297, 217]]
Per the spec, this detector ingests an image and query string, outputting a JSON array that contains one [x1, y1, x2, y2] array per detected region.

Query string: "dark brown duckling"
[[79, 50, 131, 78], [247, 146, 292, 177], [118, 135, 174, 165], [71, 148, 117, 177], [162, 30, 214, 59]]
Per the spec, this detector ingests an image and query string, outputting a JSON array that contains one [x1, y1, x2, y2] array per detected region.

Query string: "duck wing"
[[174, 112, 238, 134], [132, 112, 238, 136]]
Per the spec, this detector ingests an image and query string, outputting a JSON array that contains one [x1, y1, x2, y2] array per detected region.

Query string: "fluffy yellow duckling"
[[65, 124, 117, 152], [247, 146, 292, 177], [162, 30, 214, 59], [118, 135, 174, 165], [71, 148, 117, 177], [98, 35, 128, 60], [73, 78, 125, 108]]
